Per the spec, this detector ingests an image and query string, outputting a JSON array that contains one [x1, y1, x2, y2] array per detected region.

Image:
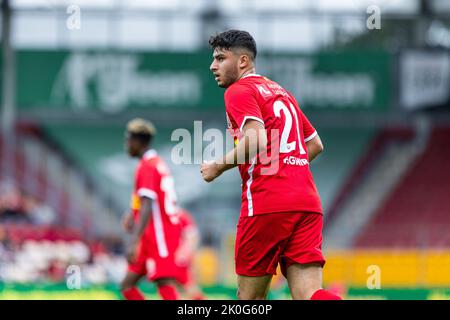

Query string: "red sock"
[[191, 293, 205, 300], [310, 289, 342, 300], [122, 287, 145, 300], [158, 284, 179, 300]]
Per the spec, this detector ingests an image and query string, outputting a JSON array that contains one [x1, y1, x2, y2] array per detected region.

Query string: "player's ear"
[[239, 54, 250, 69]]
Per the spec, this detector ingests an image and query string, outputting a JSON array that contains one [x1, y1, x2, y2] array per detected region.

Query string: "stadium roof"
[[8, 0, 428, 14]]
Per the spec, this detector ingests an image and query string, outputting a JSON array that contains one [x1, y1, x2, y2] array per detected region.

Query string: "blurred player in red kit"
[[121, 118, 182, 300], [174, 208, 205, 300], [200, 30, 341, 300]]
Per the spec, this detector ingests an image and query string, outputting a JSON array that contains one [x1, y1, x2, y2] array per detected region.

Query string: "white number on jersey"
[[160, 176, 178, 215], [273, 100, 306, 154]]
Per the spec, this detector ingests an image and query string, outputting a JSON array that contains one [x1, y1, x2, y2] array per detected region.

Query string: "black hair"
[[209, 30, 257, 60], [128, 132, 152, 146]]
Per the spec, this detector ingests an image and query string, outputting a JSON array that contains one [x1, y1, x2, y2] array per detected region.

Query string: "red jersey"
[[224, 74, 322, 217], [130, 149, 180, 258], [178, 208, 197, 234]]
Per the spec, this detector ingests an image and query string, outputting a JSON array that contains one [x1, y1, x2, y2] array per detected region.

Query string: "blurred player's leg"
[[183, 282, 205, 300], [237, 274, 272, 300], [121, 271, 145, 300], [175, 209, 204, 299], [176, 265, 205, 300], [286, 263, 341, 300], [155, 278, 180, 300], [180, 278, 205, 300]]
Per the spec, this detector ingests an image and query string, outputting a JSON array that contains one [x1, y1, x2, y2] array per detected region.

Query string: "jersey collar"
[[143, 149, 157, 160], [241, 73, 262, 79]]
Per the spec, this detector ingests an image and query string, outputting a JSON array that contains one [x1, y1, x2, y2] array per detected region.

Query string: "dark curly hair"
[[209, 30, 257, 60]]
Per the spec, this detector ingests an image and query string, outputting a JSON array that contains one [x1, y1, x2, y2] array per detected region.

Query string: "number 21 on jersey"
[[273, 100, 306, 155]]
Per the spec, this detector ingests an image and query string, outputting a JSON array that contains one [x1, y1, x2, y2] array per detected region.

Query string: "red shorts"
[[235, 212, 325, 277], [176, 266, 193, 286], [128, 222, 181, 281]]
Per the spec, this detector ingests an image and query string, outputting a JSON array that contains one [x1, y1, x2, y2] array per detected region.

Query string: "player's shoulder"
[[152, 156, 171, 176], [225, 75, 266, 98], [138, 150, 165, 172], [240, 75, 286, 96], [135, 158, 153, 179], [140, 154, 156, 167], [225, 81, 253, 99]]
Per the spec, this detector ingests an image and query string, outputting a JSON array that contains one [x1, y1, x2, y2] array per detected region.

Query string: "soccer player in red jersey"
[[200, 30, 341, 300], [174, 208, 205, 300], [120, 118, 182, 300]]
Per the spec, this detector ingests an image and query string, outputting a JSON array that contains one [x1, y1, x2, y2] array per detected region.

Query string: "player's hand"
[[126, 242, 138, 264], [200, 161, 222, 183], [122, 212, 134, 233], [175, 247, 192, 267]]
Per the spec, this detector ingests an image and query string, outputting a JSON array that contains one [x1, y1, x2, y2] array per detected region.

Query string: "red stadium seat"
[[355, 128, 450, 248]]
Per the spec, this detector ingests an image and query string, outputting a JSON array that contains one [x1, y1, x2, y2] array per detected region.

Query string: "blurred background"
[[0, 0, 450, 299]]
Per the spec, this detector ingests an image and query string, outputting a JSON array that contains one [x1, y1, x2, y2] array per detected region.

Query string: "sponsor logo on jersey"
[[283, 156, 309, 166], [256, 84, 273, 98]]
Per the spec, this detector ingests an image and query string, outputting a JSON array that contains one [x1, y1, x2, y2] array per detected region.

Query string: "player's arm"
[[201, 120, 267, 182], [127, 197, 152, 262], [131, 197, 152, 243], [183, 226, 200, 252], [176, 226, 200, 265], [122, 211, 135, 233], [306, 134, 323, 163], [221, 119, 267, 170]]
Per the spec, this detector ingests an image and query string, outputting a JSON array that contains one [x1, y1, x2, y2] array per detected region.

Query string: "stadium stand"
[[0, 222, 126, 284], [1, 128, 87, 228], [354, 127, 450, 248], [310, 127, 376, 214], [324, 127, 415, 226]]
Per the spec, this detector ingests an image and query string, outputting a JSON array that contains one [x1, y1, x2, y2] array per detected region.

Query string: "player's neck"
[[238, 68, 256, 81], [139, 147, 151, 159]]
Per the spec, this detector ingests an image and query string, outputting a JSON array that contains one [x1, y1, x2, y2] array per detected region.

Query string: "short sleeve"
[[135, 164, 158, 200], [225, 84, 264, 132], [299, 109, 317, 142]]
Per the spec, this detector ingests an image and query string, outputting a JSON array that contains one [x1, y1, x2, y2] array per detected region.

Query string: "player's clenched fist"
[[200, 161, 222, 182]]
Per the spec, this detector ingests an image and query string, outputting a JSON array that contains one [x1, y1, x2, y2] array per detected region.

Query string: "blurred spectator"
[[0, 180, 30, 223], [0, 225, 10, 249], [0, 179, 57, 225], [23, 195, 57, 226], [0, 225, 13, 264], [47, 259, 68, 282], [0, 179, 127, 285], [0, 227, 127, 284]]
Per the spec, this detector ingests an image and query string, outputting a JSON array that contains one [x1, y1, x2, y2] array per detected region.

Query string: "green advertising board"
[[16, 50, 391, 114], [260, 51, 391, 111], [17, 50, 220, 113], [1, 283, 449, 300]]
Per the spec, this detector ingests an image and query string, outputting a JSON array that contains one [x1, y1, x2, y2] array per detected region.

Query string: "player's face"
[[125, 134, 140, 158], [210, 48, 240, 88]]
